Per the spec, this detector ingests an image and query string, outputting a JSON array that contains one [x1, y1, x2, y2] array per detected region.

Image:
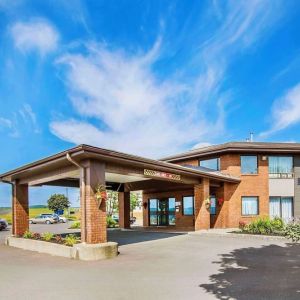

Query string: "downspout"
[[66, 153, 87, 243]]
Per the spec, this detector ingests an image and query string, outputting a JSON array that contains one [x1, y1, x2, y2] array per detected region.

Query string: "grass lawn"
[[0, 207, 80, 224]]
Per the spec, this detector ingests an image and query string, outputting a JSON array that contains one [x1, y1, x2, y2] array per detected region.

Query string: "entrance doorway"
[[149, 198, 175, 226]]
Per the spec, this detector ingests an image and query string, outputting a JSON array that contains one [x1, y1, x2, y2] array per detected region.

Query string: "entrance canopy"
[[0, 144, 240, 244], [0, 144, 239, 188]]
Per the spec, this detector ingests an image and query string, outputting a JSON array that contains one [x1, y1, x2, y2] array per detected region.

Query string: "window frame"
[[199, 157, 220, 171], [182, 195, 194, 216], [268, 156, 294, 178], [241, 196, 259, 216], [240, 155, 258, 175], [269, 196, 294, 219]]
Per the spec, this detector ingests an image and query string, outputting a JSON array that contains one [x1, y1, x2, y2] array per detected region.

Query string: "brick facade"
[[118, 191, 131, 229], [13, 182, 29, 236]]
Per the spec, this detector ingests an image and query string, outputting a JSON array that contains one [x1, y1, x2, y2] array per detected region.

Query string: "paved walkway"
[[0, 225, 299, 300]]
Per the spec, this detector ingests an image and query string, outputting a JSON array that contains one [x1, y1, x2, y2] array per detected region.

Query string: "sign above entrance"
[[144, 169, 181, 181]]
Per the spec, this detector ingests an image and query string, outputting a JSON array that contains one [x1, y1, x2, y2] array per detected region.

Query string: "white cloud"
[[10, 19, 59, 55], [19, 103, 41, 133], [50, 1, 283, 157], [0, 116, 19, 137], [260, 83, 300, 136]]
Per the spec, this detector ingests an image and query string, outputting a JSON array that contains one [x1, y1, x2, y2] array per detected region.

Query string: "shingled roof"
[[162, 142, 300, 162]]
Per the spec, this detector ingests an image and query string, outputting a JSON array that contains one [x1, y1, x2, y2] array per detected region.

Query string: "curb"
[[188, 231, 289, 241]]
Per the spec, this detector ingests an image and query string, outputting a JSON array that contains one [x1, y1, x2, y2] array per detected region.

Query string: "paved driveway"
[[0, 225, 299, 300]]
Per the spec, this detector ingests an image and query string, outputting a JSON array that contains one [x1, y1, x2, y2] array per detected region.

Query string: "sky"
[[0, 0, 300, 206]]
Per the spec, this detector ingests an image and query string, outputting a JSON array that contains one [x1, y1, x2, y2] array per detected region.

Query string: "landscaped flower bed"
[[238, 217, 300, 242], [22, 231, 80, 246]]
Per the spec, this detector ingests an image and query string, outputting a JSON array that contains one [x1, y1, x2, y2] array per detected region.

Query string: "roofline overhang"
[[0, 145, 240, 184], [162, 144, 300, 162]]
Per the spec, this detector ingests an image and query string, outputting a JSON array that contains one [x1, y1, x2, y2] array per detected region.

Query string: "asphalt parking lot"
[[0, 224, 299, 300]]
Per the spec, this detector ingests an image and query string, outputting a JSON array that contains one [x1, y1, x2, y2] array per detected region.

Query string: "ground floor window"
[[242, 196, 259, 216], [149, 198, 176, 226], [210, 196, 216, 215], [182, 196, 194, 215], [269, 196, 293, 222]]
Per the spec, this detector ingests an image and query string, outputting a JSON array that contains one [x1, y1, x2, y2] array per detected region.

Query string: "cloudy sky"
[[0, 0, 300, 206]]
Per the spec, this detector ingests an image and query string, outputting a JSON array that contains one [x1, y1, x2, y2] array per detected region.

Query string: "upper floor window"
[[199, 158, 220, 171], [241, 155, 258, 174], [268, 156, 293, 178]]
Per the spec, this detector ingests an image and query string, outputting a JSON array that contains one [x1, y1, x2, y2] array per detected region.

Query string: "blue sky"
[[1, 0, 300, 206]]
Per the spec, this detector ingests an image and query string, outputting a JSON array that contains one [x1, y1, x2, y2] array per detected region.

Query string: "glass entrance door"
[[149, 198, 176, 226], [158, 199, 168, 226]]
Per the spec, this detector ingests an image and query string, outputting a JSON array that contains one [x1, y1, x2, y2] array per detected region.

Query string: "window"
[[241, 196, 258, 216], [183, 196, 194, 215], [268, 156, 293, 178], [149, 199, 158, 225], [269, 197, 293, 222], [210, 196, 216, 215], [199, 158, 220, 170], [241, 155, 258, 174]]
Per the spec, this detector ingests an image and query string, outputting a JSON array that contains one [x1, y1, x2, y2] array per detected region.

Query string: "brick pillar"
[[13, 182, 29, 236], [194, 178, 210, 230], [118, 191, 131, 229], [142, 192, 149, 227], [80, 160, 106, 244]]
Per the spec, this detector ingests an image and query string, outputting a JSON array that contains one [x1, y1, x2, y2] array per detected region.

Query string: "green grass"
[[0, 207, 80, 224]]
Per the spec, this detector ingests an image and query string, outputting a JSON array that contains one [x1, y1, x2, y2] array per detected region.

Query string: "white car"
[[58, 215, 67, 223]]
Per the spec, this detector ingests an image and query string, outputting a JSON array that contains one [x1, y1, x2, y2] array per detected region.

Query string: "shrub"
[[54, 235, 63, 244], [106, 216, 117, 228], [23, 230, 33, 239], [284, 222, 300, 242], [64, 234, 79, 246], [241, 217, 285, 235], [33, 232, 41, 240], [41, 232, 54, 242], [239, 221, 247, 230], [70, 221, 81, 229]]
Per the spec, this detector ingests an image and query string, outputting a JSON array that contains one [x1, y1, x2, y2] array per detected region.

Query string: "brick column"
[[142, 192, 149, 227], [118, 191, 131, 229], [13, 182, 29, 236], [194, 178, 210, 230], [80, 160, 106, 244]]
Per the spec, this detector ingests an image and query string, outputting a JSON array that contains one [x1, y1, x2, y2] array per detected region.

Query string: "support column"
[[118, 191, 131, 229], [80, 160, 106, 244], [13, 181, 29, 236], [194, 178, 210, 230]]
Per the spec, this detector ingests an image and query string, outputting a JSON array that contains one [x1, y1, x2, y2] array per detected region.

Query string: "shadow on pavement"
[[200, 243, 300, 300], [58, 230, 186, 246]]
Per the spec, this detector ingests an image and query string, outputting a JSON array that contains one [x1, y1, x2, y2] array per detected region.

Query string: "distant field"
[[0, 207, 80, 224]]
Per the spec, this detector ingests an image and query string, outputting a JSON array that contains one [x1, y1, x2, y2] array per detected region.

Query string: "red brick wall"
[[13, 183, 29, 236], [143, 189, 195, 229], [173, 153, 269, 228]]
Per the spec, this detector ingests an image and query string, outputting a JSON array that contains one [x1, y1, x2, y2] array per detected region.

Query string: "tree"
[[106, 191, 119, 216], [130, 192, 142, 217], [47, 194, 70, 212]]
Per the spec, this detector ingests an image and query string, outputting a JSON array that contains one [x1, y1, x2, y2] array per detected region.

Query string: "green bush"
[[64, 234, 79, 246], [41, 232, 54, 242], [70, 221, 81, 229], [23, 230, 33, 239], [241, 217, 285, 235], [106, 216, 117, 228], [284, 222, 300, 242]]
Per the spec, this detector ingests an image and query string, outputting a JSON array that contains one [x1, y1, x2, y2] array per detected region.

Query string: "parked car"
[[0, 219, 8, 231], [41, 213, 67, 223], [130, 216, 136, 224], [41, 214, 60, 223], [29, 214, 58, 224]]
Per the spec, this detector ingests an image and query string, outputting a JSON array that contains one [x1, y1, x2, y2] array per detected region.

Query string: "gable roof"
[[162, 142, 300, 162]]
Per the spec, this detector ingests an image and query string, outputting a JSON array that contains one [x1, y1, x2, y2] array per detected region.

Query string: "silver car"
[[29, 214, 58, 225]]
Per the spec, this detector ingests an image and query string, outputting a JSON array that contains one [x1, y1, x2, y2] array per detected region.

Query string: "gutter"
[[66, 153, 87, 243]]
